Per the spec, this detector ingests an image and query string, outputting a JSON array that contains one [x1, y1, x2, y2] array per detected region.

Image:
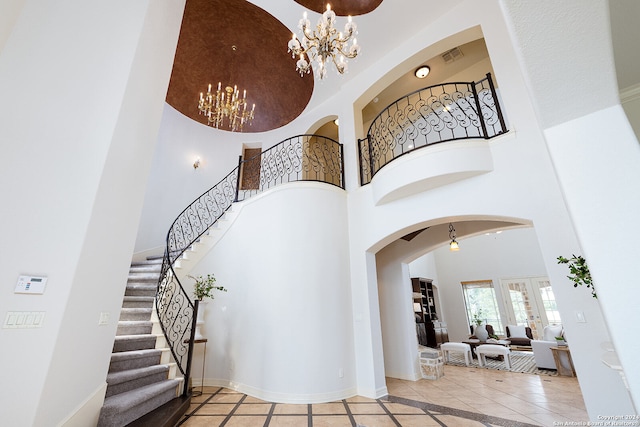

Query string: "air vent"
[[441, 47, 463, 64]]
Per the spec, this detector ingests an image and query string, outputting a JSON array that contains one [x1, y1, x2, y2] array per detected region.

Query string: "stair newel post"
[[470, 81, 489, 139], [485, 72, 507, 134], [234, 155, 242, 202], [183, 299, 199, 396]]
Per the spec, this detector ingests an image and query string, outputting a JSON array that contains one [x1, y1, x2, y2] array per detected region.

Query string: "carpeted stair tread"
[[98, 379, 181, 427], [122, 296, 155, 309], [109, 349, 163, 372], [106, 365, 170, 397], [113, 335, 157, 353], [119, 307, 153, 321], [129, 263, 162, 272], [127, 273, 160, 282], [124, 283, 157, 297], [117, 321, 153, 335]]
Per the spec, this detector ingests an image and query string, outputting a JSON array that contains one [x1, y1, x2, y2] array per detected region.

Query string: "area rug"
[[444, 351, 558, 376]]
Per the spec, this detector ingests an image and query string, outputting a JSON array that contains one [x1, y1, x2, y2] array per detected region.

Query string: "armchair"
[[531, 324, 565, 370], [505, 325, 533, 348]]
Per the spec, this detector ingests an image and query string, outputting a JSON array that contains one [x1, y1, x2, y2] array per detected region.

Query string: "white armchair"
[[531, 324, 564, 370], [532, 340, 558, 369]]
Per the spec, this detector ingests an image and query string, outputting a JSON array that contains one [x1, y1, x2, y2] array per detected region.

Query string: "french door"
[[499, 276, 561, 339]]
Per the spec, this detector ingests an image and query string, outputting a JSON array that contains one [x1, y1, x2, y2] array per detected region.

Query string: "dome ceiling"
[[166, 0, 313, 133], [166, 0, 382, 133], [294, 0, 383, 15]]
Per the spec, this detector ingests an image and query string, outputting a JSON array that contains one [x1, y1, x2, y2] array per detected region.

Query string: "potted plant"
[[189, 274, 227, 301], [471, 309, 489, 341], [557, 254, 597, 299], [472, 308, 485, 326], [188, 274, 226, 340], [555, 336, 567, 346]]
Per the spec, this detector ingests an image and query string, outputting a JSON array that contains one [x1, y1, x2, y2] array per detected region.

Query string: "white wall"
[[134, 105, 245, 256], [0, 1, 185, 425], [186, 183, 356, 403]]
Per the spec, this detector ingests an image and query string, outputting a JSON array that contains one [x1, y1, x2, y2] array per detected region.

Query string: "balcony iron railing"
[[358, 73, 507, 185], [155, 134, 344, 395]]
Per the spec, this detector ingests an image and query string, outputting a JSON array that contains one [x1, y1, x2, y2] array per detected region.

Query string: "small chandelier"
[[449, 223, 460, 251], [287, 4, 361, 79], [198, 82, 255, 132]]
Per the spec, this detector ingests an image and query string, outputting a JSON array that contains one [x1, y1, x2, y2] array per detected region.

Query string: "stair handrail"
[[358, 73, 508, 185], [156, 134, 344, 395]]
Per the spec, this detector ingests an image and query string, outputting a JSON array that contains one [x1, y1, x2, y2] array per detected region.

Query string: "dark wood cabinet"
[[412, 277, 448, 348]]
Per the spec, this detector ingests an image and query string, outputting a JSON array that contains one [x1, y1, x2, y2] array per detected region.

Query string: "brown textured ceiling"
[[166, 0, 382, 133], [295, 0, 383, 15], [167, 0, 314, 133]]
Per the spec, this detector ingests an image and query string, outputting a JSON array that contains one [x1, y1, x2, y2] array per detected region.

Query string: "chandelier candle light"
[[288, 4, 360, 79], [198, 82, 255, 132]]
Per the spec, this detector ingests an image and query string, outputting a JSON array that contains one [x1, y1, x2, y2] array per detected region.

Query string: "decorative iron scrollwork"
[[359, 73, 508, 185]]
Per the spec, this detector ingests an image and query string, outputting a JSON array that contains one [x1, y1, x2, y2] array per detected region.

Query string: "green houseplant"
[[557, 254, 597, 299], [188, 274, 226, 340], [188, 274, 227, 301], [472, 308, 484, 326], [555, 336, 567, 346]]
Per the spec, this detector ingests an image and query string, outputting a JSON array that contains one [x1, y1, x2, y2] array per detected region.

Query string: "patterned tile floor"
[[177, 364, 588, 426]]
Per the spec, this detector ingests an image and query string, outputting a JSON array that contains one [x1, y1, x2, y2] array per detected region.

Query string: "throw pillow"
[[508, 325, 527, 338], [543, 324, 564, 341]]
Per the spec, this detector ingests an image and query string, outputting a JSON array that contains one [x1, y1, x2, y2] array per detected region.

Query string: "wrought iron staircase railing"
[[155, 134, 344, 395], [358, 73, 507, 185]]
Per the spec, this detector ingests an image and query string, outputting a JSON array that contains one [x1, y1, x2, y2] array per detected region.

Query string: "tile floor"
[[177, 364, 588, 426]]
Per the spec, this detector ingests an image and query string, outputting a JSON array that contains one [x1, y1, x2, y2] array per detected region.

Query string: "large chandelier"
[[287, 4, 361, 79], [198, 82, 255, 132]]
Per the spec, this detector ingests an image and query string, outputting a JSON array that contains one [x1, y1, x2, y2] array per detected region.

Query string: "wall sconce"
[[193, 158, 201, 170], [448, 223, 460, 251]]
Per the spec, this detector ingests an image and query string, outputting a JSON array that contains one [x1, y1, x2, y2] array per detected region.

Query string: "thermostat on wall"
[[15, 275, 48, 294]]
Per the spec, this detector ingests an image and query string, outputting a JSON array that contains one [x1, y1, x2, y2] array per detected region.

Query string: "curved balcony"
[[358, 73, 508, 187]]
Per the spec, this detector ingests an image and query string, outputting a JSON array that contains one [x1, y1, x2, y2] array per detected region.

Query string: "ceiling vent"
[[441, 47, 463, 64]]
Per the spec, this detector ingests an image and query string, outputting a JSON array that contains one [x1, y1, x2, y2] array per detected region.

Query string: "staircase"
[[98, 259, 188, 427]]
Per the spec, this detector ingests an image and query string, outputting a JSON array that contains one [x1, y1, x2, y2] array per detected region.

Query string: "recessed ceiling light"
[[415, 65, 430, 79]]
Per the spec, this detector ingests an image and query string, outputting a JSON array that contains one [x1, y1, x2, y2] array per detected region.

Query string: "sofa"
[[531, 324, 565, 370], [505, 324, 534, 348]]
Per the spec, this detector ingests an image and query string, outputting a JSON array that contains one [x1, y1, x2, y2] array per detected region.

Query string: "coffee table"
[[462, 338, 511, 358]]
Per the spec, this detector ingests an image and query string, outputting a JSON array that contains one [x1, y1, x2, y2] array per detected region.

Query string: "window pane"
[[507, 282, 530, 327], [538, 280, 562, 325], [462, 281, 504, 336]]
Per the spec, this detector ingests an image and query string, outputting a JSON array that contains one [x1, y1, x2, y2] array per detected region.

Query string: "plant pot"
[[194, 301, 207, 340], [474, 324, 489, 341]]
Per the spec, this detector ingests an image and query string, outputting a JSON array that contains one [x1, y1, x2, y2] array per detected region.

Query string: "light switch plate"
[[98, 312, 109, 325], [3, 311, 45, 328]]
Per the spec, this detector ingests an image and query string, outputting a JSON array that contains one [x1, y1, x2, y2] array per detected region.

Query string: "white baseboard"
[[58, 382, 107, 427], [199, 378, 358, 404]]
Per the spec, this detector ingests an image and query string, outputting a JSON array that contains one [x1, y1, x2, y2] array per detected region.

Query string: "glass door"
[[499, 277, 562, 339]]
